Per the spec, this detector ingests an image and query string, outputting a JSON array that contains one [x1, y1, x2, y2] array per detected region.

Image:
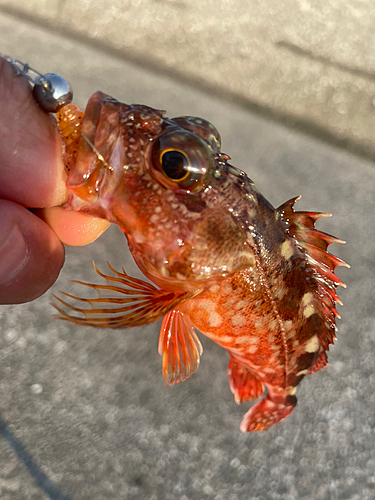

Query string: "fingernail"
[[0, 224, 29, 285]]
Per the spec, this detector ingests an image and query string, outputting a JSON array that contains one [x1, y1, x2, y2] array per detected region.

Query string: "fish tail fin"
[[239, 388, 297, 432], [227, 355, 264, 404]]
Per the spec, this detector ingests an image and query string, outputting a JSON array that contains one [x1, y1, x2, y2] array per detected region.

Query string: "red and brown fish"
[[53, 91, 348, 432]]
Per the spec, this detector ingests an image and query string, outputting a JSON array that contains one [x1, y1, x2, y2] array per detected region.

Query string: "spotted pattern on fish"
[[53, 91, 348, 432]]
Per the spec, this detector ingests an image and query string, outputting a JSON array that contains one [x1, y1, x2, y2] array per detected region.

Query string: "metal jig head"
[[1, 55, 73, 113]]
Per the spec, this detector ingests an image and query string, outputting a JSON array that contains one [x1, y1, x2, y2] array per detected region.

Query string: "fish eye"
[[151, 130, 213, 192], [160, 149, 190, 182]]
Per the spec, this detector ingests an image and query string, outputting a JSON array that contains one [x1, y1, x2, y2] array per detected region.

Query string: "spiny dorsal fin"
[[277, 197, 349, 351], [158, 309, 203, 385], [52, 262, 186, 328]]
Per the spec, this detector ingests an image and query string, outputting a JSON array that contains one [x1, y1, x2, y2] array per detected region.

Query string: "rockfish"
[[53, 92, 348, 431]]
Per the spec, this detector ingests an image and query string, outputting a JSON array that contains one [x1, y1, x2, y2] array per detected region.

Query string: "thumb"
[[0, 200, 64, 304]]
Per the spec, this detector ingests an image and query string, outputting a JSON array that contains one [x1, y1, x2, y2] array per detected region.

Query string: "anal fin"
[[228, 355, 264, 404]]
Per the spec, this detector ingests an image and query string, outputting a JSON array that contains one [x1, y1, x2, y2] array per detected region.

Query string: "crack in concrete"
[[276, 40, 375, 81], [0, 413, 73, 500]]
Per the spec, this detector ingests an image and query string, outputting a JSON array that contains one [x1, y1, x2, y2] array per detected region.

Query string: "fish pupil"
[[162, 150, 189, 180]]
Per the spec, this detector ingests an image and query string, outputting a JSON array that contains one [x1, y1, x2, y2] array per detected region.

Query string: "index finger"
[[0, 57, 68, 208]]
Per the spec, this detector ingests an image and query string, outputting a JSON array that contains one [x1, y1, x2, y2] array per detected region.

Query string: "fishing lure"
[[4, 56, 348, 432]]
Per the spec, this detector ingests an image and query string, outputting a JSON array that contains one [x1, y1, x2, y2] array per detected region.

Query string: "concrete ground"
[[0, 5, 374, 500]]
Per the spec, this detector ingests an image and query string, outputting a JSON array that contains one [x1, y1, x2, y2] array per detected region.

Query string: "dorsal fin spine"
[[277, 197, 347, 353]]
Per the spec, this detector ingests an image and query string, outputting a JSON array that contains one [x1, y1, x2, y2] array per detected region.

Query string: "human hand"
[[0, 57, 110, 304]]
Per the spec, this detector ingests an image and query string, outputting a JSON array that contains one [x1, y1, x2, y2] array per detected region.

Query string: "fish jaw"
[[62, 91, 165, 215]]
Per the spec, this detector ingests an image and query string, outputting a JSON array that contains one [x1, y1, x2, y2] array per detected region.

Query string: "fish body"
[[55, 91, 347, 431]]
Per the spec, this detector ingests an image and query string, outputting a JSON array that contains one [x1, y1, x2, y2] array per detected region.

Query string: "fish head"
[[66, 92, 257, 290]]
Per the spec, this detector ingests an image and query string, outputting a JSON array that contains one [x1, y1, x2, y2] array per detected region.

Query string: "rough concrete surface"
[[0, 0, 375, 159], [0, 8, 374, 500]]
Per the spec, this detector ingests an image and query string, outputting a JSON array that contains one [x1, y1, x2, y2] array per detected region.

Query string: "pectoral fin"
[[52, 262, 186, 328]]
